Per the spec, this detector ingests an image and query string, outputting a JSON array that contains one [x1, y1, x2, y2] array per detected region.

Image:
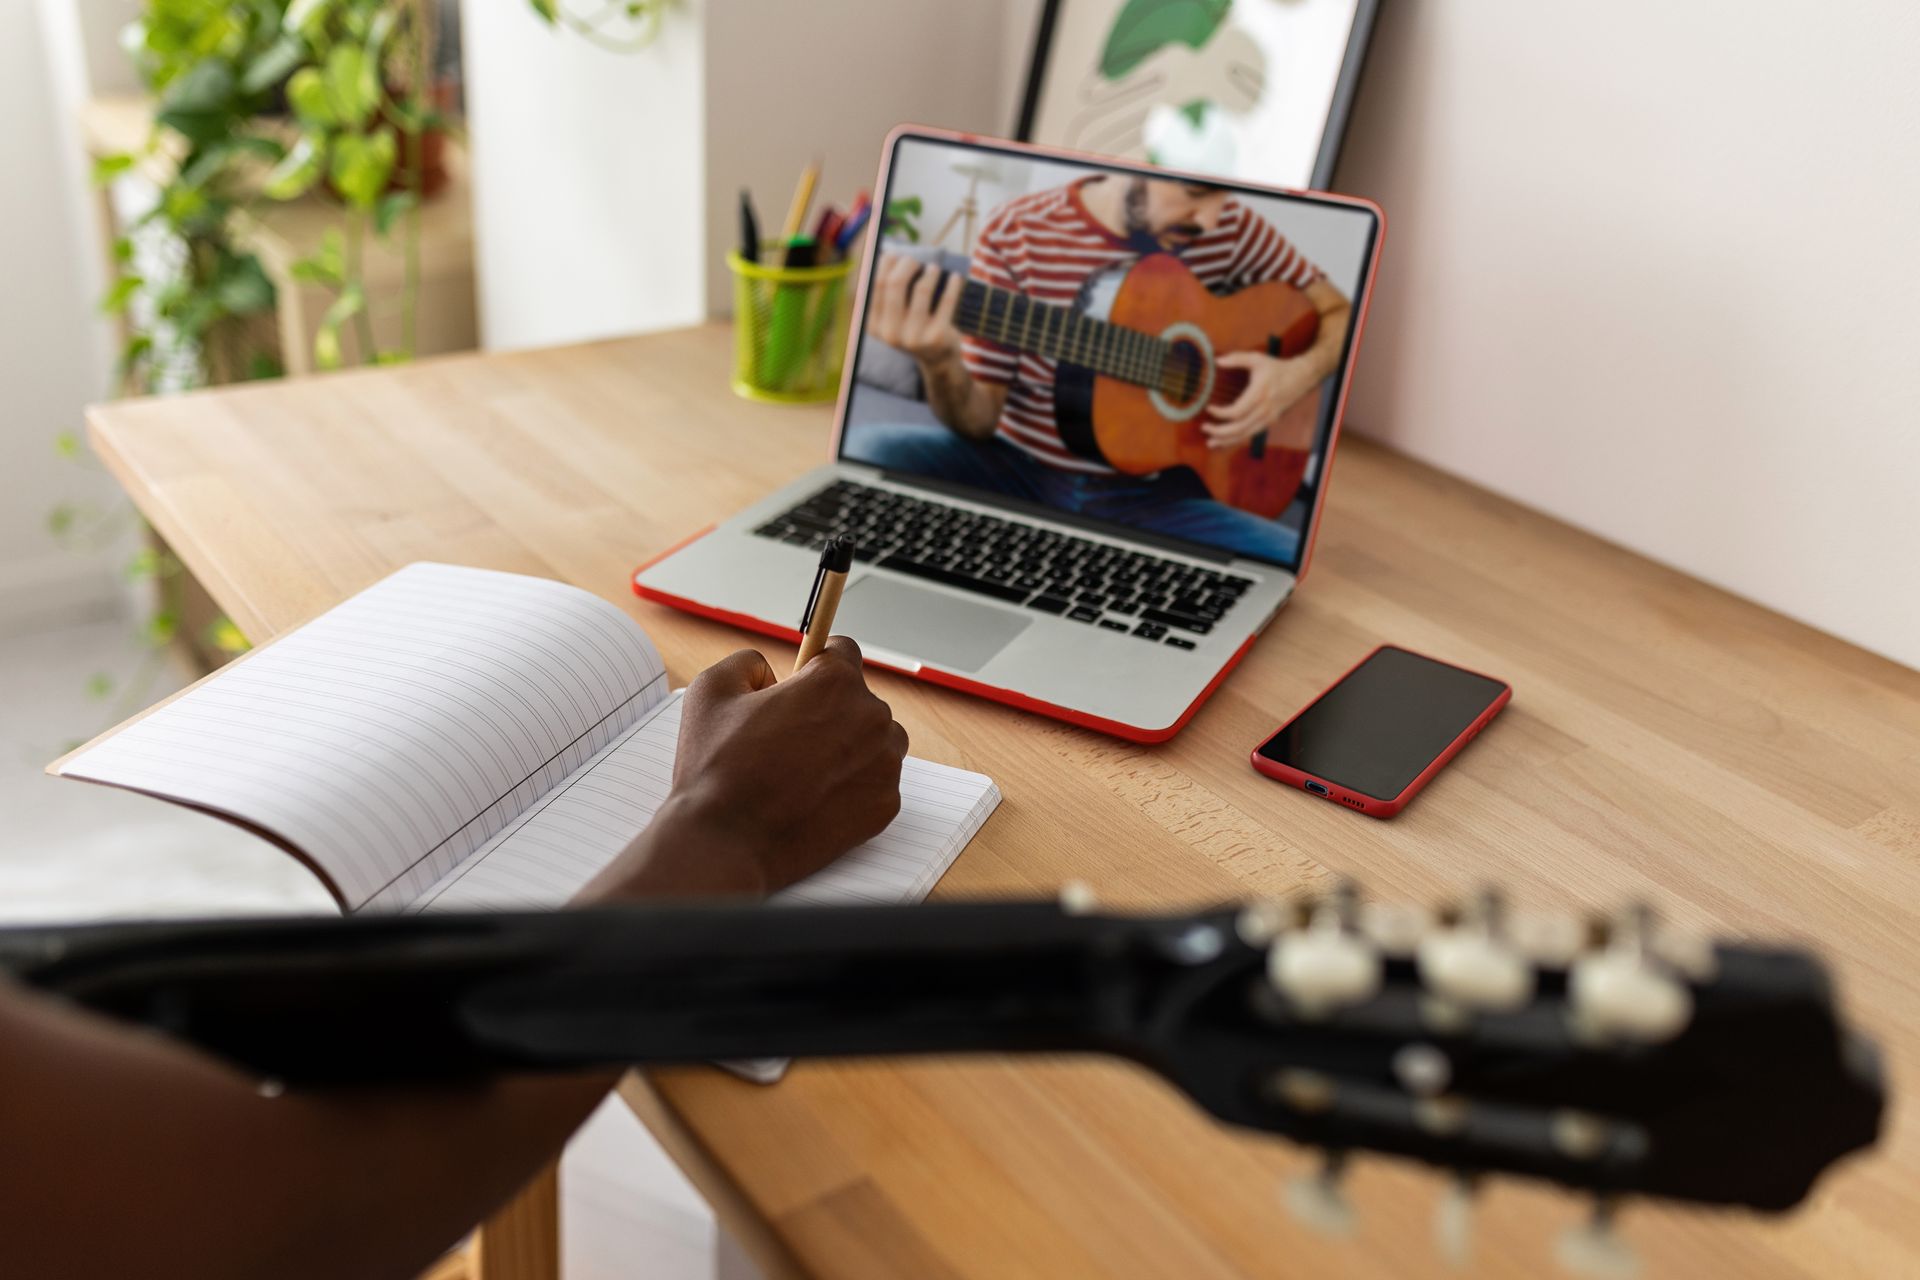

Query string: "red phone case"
[[1247, 645, 1510, 817]]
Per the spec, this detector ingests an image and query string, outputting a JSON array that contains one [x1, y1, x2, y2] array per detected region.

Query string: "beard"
[[1125, 179, 1205, 248]]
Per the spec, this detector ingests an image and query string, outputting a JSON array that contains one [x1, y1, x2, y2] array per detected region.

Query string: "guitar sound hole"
[[1166, 341, 1208, 412]]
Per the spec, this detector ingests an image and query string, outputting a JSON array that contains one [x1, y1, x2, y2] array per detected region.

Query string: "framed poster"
[[1015, 0, 1379, 190]]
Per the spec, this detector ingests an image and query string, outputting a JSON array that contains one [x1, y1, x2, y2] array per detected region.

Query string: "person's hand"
[[1202, 351, 1327, 452], [865, 252, 964, 366], [579, 640, 908, 902]]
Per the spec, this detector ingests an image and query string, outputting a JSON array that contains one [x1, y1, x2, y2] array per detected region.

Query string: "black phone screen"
[[1257, 647, 1508, 801]]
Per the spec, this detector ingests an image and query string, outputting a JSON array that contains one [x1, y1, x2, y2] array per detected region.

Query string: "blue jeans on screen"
[[848, 422, 1300, 565]]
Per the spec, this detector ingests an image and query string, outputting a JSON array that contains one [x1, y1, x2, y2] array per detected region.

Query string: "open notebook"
[[53, 563, 1001, 1060]]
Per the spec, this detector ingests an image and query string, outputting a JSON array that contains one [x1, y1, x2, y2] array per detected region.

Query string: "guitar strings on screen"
[[844, 135, 1376, 569]]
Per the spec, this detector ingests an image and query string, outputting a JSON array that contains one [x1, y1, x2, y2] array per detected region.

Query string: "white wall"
[[461, 0, 708, 349], [703, 0, 1034, 313], [0, 0, 119, 634], [1334, 1, 1920, 668]]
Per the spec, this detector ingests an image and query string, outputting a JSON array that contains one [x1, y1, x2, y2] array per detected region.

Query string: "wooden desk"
[[87, 325, 1920, 1280]]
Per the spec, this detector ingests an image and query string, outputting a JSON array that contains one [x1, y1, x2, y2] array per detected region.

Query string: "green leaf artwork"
[[1099, 0, 1233, 80]]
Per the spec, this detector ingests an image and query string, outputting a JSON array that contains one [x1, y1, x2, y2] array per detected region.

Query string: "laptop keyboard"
[[752, 480, 1255, 646]]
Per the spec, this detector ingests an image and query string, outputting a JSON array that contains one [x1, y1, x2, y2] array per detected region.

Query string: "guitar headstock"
[[1091, 883, 1882, 1272]]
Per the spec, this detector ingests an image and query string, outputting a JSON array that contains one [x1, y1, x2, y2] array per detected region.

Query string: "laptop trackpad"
[[837, 576, 1030, 673]]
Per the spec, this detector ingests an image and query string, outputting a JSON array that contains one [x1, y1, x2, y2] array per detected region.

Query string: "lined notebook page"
[[60, 564, 669, 911], [410, 691, 1001, 913]]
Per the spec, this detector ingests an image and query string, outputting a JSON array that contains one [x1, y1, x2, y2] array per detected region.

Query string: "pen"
[[794, 535, 856, 673], [835, 195, 873, 256], [812, 205, 844, 264], [782, 235, 818, 269], [738, 188, 760, 264], [779, 157, 822, 268]]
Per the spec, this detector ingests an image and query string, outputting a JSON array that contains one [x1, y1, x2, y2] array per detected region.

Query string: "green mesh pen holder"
[[728, 251, 856, 404]]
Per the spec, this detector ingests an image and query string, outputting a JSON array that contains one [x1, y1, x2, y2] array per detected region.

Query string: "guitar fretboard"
[[948, 273, 1193, 397]]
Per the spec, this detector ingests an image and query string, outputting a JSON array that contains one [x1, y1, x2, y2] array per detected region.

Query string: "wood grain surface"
[[85, 324, 1920, 1279]]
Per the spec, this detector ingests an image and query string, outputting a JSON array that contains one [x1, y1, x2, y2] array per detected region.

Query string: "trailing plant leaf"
[[93, 153, 136, 184], [115, 334, 153, 384], [156, 57, 240, 143], [87, 672, 115, 700], [291, 227, 347, 286], [374, 189, 416, 236], [286, 65, 336, 126], [124, 546, 164, 580], [315, 283, 366, 369], [54, 430, 83, 459], [213, 253, 276, 315], [145, 610, 181, 647], [205, 616, 252, 654], [264, 134, 325, 199], [100, 275, 143, 315], [241, 33, 307, 94], [322, 43, 380, 129], [286, 0, 334, 35], [330, 127, 397, 208]]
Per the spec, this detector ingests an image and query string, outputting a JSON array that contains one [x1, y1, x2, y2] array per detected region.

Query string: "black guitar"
[[3, 889, 1882, 1263]]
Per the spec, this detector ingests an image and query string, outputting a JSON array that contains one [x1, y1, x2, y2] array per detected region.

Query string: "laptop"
[[636, 127, 1383, 742]]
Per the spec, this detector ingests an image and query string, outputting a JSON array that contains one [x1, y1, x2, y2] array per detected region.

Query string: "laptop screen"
[[836, 132, 1381, 571]]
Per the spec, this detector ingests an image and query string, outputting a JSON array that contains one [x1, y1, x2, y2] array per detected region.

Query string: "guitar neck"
[[951, 274, 1172, 391], [3, 896, 1886, 1215], [3, 903, 1211, 1083]]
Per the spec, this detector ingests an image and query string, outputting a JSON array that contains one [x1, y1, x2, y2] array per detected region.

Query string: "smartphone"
[[1250, 645, 1510, 817]]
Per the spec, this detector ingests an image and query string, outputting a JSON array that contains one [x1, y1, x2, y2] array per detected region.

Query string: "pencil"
[[778, 157, 822, 268], [794, 535, 856, 673]]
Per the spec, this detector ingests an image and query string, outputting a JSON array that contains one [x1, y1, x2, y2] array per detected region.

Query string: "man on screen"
[[859, 174, 1352, 563]]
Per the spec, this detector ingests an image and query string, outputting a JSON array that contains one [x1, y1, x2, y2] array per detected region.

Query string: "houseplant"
[[59, 0, 448, 719]]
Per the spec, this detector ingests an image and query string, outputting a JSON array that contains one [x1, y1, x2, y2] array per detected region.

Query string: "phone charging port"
[[1304, 781, 1330, 797]]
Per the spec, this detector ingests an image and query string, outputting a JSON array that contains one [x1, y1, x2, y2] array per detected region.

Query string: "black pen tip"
[[820, 535, 856, 573]]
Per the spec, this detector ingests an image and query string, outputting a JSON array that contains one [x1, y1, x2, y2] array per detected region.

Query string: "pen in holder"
[[728, 251, 855, 404]]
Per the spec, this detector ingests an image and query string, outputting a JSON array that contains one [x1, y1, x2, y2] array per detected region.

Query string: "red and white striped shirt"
[[961, 178, 1326, 474]]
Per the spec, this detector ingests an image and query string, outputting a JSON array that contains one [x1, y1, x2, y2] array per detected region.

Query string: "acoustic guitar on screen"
[[923, 254, 1325, 518]]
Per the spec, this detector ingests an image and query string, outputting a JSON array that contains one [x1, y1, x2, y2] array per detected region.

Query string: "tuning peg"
[[1508, 910, 1587, 968], [1360, 899, 1430, 955], [1269, 892, 1381, 1017], [1283, 1151, 1356, 1238], [1433, 1173, 1477, 1267], [1556, 1198, 1640, 1280], [1569, 906, 1692, 1043], [1058, 880, 1097, 915], [1236, 900, 1291, 946], [1649, 924, 1718, 982], [1418, 891, 1534, 1012]]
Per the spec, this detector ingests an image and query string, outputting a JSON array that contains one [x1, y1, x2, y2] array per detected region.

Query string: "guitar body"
[[1057, 253, 1322, 519]]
